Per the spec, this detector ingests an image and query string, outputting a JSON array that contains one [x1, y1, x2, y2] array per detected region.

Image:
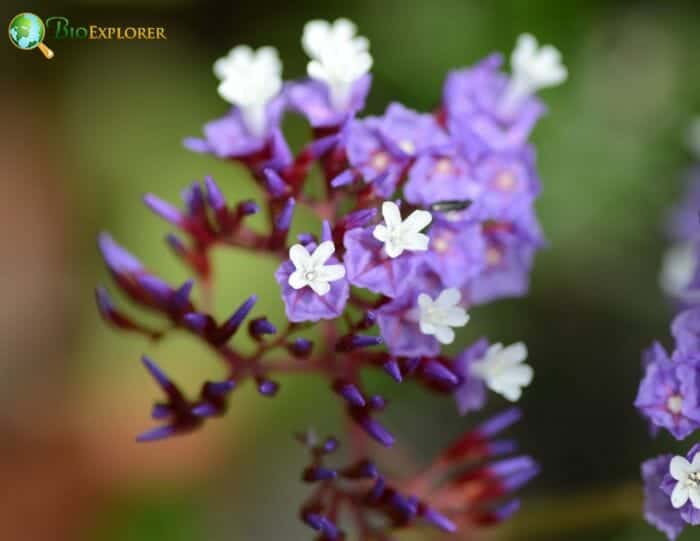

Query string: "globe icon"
[[8, 12, 54, 58]]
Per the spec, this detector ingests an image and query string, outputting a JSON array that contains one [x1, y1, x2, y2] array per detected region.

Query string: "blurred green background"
[[2, 0, 700, 539]]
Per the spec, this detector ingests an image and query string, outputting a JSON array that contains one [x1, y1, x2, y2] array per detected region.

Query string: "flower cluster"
[[638, 119, 700, 539], [96, 19, 565, 539], [297, 409, 538, 539]]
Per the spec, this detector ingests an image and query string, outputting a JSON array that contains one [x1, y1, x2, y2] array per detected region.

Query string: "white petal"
[[417, 293, 432, 310], [373, 224, 389, 242], [672, 483, 690, 509], [509, 364, 534, 388], [436, 288, 461, 308], [307, 60, 329, 83], [499, 383, 523, 402], [255, 46, 282, 73], [503, 342, 528, 365], [434, 325, 455, 345], [400, 232, 430, 252], [309, 280, 331, 296], [289, 244, 311, 270], [671, 456, 692, 481], [332, 18, 357, 43], [384, 242, 404, 258], [301, 20, 331, 58], [382, 201, 402, 228], [311, 241, 336, 266], [316, 264, 346, 282], [513, 34, 537, 67], [690, 488, 700, 510], [443, 306, 469, 327], [401, 209, 432, 233], [213, 57, 229, 80], [692, 453, 700, 470], [419, 320, 437, 336], [288, 270, 307, 290], [486, 343, 504, 358]]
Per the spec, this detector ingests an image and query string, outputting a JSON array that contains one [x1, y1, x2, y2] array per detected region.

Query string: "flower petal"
[[384, 242, 403, 258], [317, 264, 346, 282], [402, 209, 432, 232], [288, 270, 307, 290], [436, 288, 461, 307], [444, 307, 469, 327], [690, 488, 700, 510], [434, 325, 455, 345], [672, 482, 690, 509], [382, 201, 402, 228], [311, 241, 336, 265], [417, 293, 432, 310], [308, 279, 331, 296], [373, 224, 388, 242], [289, 244, 311, 269], [401, 232, 430, 252], [504, 342, 528, 365], [500, 384, 523, 402], [419, 320, 436, 335], [671, 456, 691, 481]]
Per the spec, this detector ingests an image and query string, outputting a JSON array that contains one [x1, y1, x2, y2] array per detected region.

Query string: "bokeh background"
[[2, 0, 700, 539]]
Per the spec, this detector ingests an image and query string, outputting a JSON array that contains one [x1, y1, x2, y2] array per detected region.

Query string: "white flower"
[[288, 241, 346, 296], [373, 201, 432, 258], [470, 342, 533, 402], [660, 242, 700, 301], [416, 288, 469, 344], [669, 453, 700, 509], [215, 45, 282, 138], [302, 18, 369, 59], [302, 18, 372, 110], [686, 117, 700, 158], [500, 33, 567, 113]]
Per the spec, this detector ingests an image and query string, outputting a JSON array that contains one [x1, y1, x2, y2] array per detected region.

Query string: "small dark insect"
[[429, 200, 473, 213]]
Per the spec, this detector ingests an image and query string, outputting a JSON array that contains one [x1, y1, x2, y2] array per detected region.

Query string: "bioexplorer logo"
[[8, 12, 167, 59], [8, 13, 54, 58], [45, 17, 167, 41]]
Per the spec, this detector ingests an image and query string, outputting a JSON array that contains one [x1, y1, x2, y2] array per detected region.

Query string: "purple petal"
[[98, 233, 143, 274], [144, 194, 184, 226], [204, 176, 226, 211], [136, 425, 177, 442]]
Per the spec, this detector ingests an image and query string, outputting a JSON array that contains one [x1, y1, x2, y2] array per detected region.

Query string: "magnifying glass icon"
[[8, 12, 55, 59]]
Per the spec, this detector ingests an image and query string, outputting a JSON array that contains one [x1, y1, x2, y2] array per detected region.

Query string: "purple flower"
[[464, 209, 545, 305], [642, 454, 686, 540], [443, 54, 545, 150], [635, 342, 700, 440], [667, 168, 700, 242], [362, 266, 469, 350], [453, 338, 490, 415], [404, 145, 483, 207], [375, 287, 446, 357], [98, 233, 178, 312], [95, 22, 560, 539], [184, 98, 292, 168], [671, 307, 700, 360], [346, 103, 449, 197], [424, 218, 486, 289], [286, 75, 371, 128], [660, 170, 700, 305], [275, 241, 349, 323], [343, 227, 422, 297], [469, 147, 541, 221], [661, 444, 700, 526]]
